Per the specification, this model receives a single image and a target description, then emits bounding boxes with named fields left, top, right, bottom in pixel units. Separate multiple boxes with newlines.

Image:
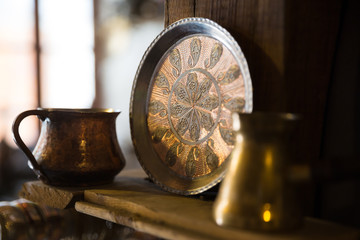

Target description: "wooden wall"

left=164, top=0, right=354, bottom=219
left=165, top=0, right=343, bottom=167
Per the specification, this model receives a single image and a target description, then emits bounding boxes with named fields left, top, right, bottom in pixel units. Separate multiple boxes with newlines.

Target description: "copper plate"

left=130, top=18, right=253, bottom=195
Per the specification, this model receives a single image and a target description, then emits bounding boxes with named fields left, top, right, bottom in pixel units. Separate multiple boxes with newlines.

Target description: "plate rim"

left=130, top=17, right=253, bottom=195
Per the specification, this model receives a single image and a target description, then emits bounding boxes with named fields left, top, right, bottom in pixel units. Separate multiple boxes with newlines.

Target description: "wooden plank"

left=18, top=168, right=150, bottom=209
left=20, top=171, right=359, bottom=239
left=76, top=201, right=211, bottom=240
left=76, top=184, right=360, bottom=240
left=18, top=181, right=84, bottom=209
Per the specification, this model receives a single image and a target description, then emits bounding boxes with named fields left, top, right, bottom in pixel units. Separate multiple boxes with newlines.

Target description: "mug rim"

left=36, top=108, right=120, bottom=114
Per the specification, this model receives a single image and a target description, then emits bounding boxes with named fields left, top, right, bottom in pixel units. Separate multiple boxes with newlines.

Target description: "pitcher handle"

left=12, top=109, right=50, bottom=183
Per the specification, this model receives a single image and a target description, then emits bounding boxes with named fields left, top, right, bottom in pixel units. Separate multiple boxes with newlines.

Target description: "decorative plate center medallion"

left=147, top=36, right=246, bottom=179
left=168, top=68, right=221, bottom=145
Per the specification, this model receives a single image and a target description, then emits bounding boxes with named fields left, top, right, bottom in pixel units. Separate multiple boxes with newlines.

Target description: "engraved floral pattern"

left=155, top=72, right=170, bottom=94
left=205, top=139, right=219, bottom=171
left=205, top=43, right=223, bottom=69
left=188, top=38, right=201, bottom=68
left=169, top=48, right=182, bottom=77
left=217, top=65, right=240, bottom=85
left=149, top=100, right=167, bottom=117
left=147, top=36, right=247, bottom=178
left=170, top=73, right=219, bottom=143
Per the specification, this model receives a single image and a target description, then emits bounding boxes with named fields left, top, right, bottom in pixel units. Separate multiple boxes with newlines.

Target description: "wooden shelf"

left=20, top=169, right=360, bottom=240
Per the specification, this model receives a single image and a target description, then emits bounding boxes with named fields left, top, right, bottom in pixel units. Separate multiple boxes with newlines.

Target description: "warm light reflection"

left=262, top=203, right=272, bottom=222
left=214, top=198, right=229, bottom=225
left=263, top=210, right=271, bottom=222
left=79, top=139, right=88, bottom=168
left=236, top=134, right=243, bottom=143
left=265, top=149, right=273, bottom=168
left=232, top=112, right=241, bottom=131
left=229, top=134, right=243, bottom=172
left=80, top=140, right=86, bottom=151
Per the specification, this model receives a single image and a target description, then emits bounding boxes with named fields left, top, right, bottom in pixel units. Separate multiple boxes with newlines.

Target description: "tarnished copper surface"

left=12, top=109, right=125, bottom=187
left=147, top=36, right=246, bottom=178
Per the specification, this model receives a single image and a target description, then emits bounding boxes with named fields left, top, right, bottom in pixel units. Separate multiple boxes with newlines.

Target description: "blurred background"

left=0, top=0, right=164, bottom=200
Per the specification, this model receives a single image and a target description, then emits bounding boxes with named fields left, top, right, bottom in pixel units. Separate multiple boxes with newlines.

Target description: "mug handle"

left=12, top=109, right=49, bottom=183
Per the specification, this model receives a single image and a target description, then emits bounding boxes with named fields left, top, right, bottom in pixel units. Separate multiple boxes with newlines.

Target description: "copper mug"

left=12, top=108, right=126, bottom=187
left=213, top=112, right=309, bottom=231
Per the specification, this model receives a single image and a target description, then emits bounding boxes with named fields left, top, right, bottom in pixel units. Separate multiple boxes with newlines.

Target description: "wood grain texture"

left=19, top=181, right=84, bottom=209
left=282, top=1, right=343, bottom=165
left=165, top=0, right=194, bottom=27
left=165, top=0, right=343, bottom=167
left=76, top=201, right=211, bottom=240
left=75, top=177, right=360, bottom=240
left=18, top=169, right=149, bottom=209
left=19, top=170, right=359, bottom=239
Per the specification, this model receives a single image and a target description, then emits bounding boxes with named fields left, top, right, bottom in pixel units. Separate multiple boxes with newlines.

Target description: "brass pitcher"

left=12, top=108, right=126, bottom=187
left=213, top=112, right=307, bottom=231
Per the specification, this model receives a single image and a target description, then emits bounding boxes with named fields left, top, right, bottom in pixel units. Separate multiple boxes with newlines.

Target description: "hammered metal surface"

left=13, top=109, right=125, bottom=187
left=147, top=36, right=246, bottom=179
